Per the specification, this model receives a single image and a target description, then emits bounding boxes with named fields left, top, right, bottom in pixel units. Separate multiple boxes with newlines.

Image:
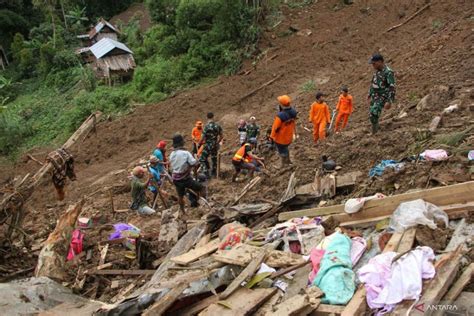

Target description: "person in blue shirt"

left=148, top=156, right=161, bottom=196
left=152, top=140, right=169, bottom=174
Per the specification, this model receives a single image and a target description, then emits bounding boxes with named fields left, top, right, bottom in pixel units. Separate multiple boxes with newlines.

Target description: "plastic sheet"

left=389, top=199, right=448, bottom=232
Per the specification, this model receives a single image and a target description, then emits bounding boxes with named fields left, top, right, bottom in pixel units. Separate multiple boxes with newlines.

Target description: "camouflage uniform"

left=246, top=123, right=260, bottom=141
left=368, top=65, right=396, bottom=131
left=199, top=121, right=223, bottom=177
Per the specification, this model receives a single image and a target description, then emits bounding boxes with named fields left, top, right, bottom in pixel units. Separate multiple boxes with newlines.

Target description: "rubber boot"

left=371, top=122, right=379, bottom=135
left=286, top=155, right=293, bottom=165
left=279, top=156, right=286, bottom=169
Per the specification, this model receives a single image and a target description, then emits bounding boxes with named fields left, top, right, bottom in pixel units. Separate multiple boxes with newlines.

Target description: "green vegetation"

left=0, top=0, right=288, bottom=156
left=300, top=79, right=316, bottom=93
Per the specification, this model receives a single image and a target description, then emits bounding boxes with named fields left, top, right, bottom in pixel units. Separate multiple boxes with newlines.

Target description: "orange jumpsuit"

left=309, top=101, right=330, bottom=142
left=335, top=94, right=353, bottom=131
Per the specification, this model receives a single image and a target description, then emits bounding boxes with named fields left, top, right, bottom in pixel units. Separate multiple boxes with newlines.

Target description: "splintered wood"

left=200, top=288, right=276, bottom=316
left=212, top=243, right=305, bottom=268
left=171, top=238, right=220, bottom=265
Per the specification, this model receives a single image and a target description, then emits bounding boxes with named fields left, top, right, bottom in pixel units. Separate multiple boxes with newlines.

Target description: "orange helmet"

left=277, top=95, right=291, bottom=107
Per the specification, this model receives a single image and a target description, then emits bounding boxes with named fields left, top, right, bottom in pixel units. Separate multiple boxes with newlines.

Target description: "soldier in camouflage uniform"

left=246, top=116, right=260, bottom=148
left=368, top=53, right=396, bottom=134
left=199, top=112, right=223, bottom=178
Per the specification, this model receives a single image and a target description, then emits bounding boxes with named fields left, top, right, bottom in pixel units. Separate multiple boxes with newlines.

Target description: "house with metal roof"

left=89, top=38, right=136, bottom=85
left=77, top=18, right=120, bottom=46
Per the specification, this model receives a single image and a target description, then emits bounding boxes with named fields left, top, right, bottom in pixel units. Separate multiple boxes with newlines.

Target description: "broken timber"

left=232, top=176, right=262, bottom=205
left=219, top=250, right=266, bottom=299
left=171, top=238, right=220, bottom=265
left=279, top=181, right=474, bottom=221
left=0, top=112, right=102, bottom=240
left=201, top=288, right=277, bottom=316
left=234, top=74, right=283, bottom=105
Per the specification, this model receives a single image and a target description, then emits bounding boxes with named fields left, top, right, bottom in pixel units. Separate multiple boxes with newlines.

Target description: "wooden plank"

left=201, top=288, right=276, bottom=316
left=213, top=243, right=305, bottom=268
left=232, top=176, right=262, bottom=205
left=196, top=233, right=211, bottom=247
left=279, top=181, right=474, bottom=221
left=179, top=295, right=219, bottom=316
left=311, top=304, right=344, bottom=315
left=265, top=249, right=306, bottom=268
left=341, top=232, right=403, bottom=316
left=396, top=227, right=417, bottom=253
left=393, top=250, right=463, bottom=315
left=335, top=171, right=362, bottom=188
left=171, top=239, right=220, bottom=265
left=86, top=269, right=156, bottom=276
left=270, top=294, right=311, bottom=316
left=99, top=244, right=108, bottom=265
left=143, top=282, right=188, bottom=316
left=340, top=215, right=391, bottom=228
left=433, top=263, right=474, bottom=316
left=270, top=260, right=311, bottom=279
left=255, top=290, right=283, bottom=316
left=219, top=250, right=266, bottom=299
left=213, top=243, right=259, bottom=266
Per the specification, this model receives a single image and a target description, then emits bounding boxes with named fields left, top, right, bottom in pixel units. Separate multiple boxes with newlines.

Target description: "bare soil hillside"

left=0, top=0, right=473, bottom=291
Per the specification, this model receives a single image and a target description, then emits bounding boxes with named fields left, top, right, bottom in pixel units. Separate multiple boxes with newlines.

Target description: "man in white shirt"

left=169, top=134, right=203, bottom=211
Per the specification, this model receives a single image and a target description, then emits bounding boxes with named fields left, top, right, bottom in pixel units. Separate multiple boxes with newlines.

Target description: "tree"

left=32, top=0, right=58, bottom=47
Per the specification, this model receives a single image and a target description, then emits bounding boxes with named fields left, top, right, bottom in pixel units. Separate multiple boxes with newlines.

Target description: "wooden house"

left=89, top=38, right=136, bottom=85
left=77, top=18, right=120, bottom=47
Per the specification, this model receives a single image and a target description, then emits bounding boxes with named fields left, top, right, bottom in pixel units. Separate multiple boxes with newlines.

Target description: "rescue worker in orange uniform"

left=335, top=86, right=354, bottom=133
left=271, top=95, right=297, bottom=167
left=309, top=92, right=331, bottom=143
left=232, top=143, right=264, bottom=182
left=191, top=121, right=203, bottom=154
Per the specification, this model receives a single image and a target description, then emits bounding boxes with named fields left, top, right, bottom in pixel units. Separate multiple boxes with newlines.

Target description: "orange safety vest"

left=233, top=144, right=251, bottom=163
left=192, top=127, right=202, bottom=143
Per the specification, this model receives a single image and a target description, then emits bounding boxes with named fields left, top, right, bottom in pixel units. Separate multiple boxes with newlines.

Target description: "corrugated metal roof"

left=89, top=19, right=119, bottom=39
left=89, top=38, right=133, bottom=59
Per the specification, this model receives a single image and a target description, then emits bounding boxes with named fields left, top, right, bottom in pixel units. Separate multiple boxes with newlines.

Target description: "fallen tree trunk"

left=0, top=112, right=102, bottom=241
left=35, top=200, right=84, bottom=281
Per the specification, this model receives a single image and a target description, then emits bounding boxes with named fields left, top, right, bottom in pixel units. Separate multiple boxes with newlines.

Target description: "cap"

left=277, top=95, right=291, bottom=107
left=369, top=53, right=384, bottom=64
left=316, top=92, right=325, bottom=99
left=249, top=116, right=256, bottom=121
left=157, top=140, right=167, bottom=149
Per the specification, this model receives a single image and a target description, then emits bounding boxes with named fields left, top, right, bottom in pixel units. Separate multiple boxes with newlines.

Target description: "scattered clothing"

left=358, top=246, right=435, bottom=315
left=420, top=149, right=448, bottom=161
left=335, top=94, right=353, bottom=131
left=266, top=217, right=324, bottom=255
left=350, top=237, right=367, bottom=266
left=109, top=223, right=140, bottom=251
left=309, top=101, right=331, bottom=142
left=389, top=199, right=448, bottom=233
left=469, top=150, right=474, bottom=161
left=369, top=160, right=405, bottom=177
left=46, top=148, right=76, bottom=201
left=67, top=229, right=84, bottom=261
left=218, top=222, right=253, bottom=250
